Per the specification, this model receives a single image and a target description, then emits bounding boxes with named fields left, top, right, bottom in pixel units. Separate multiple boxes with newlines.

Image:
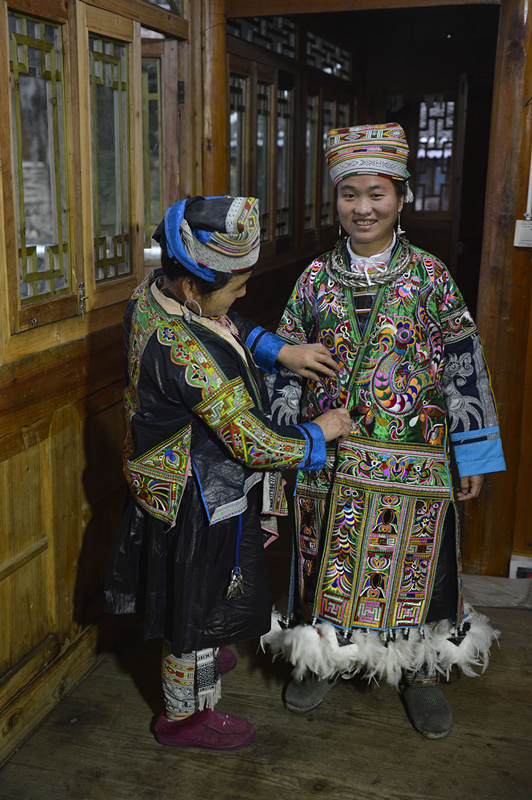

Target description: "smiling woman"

left=337, top=174, right=404, bottom=257
left=266, top=122, right=506, bottom=741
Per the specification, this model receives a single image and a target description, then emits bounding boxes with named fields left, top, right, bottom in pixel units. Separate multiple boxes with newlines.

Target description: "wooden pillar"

left=202, top=0, right=229, bottom=194
left=461, top=0, right=532, bottom=575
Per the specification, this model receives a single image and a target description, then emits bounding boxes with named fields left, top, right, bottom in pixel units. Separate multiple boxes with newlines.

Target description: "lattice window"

left=89, top=35, right=131, bottom=283
left=276, top=86, right=294, bottom=237
left=306, top=32, right=351, bottom=81
left=142, top=57, right=163, bottom=249
left=229, top=74, right=247, bottom=197
left=140, top=0, right=183, bottom=15
left=321, top=99, right=336, bottom=226
left=9, top=12, right=71, bottom=305
left=256, top=82, right=271, bottom=242
left=415, top=98, right=455, bottom=213
left=305, top=94, right=319, bottom=230
left=226, top=16, right=296, bottom=59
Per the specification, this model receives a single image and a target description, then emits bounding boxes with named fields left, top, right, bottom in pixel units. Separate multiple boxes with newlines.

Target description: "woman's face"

left=192, top=272, right=251, bottom=318
left=337, top=174, right=403, bottom=257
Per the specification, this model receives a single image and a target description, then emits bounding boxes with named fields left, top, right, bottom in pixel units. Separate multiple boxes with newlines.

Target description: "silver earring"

left=396, top=212, right=405, bottom=236
left=183, top=298, right=202, bottom=322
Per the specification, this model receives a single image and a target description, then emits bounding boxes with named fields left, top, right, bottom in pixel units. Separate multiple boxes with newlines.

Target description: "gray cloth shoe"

left=284, top=673, right=339, bottom=714
left=400, top=684, right=453, bottom=738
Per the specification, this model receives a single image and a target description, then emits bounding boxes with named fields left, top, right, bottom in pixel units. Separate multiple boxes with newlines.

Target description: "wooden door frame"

left=220, top=0, right=531, bottom=575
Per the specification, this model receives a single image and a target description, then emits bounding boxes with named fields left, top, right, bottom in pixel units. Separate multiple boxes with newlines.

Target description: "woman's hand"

left=313, top=407, right=352, bottom=442
left=456, top=474, right=484, bottom=501
left=277, top=343, right=339, bottom=379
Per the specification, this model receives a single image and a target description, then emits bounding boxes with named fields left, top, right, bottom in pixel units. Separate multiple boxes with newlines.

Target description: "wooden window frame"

left=255, top=64, right=276, bottom=259
left=0, top=0, right=189, bottom=365
left=77, top=4, right=144, bottom=312
left=0, top=1, right=81, bottom=339
left=141, top=36, right=179, bottom=214
left=229, top=55, right=277, bottom=261
left=227, top=24, right=354, bottom=266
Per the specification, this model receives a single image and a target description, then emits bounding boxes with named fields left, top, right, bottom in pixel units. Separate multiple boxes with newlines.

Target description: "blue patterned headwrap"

left=153, top=195, right=260, bottom=283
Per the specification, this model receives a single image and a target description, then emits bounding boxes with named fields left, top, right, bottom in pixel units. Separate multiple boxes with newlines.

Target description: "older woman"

left=104, top=195, right=350, bottom=750
left=265, top=124, right=506, bottom=739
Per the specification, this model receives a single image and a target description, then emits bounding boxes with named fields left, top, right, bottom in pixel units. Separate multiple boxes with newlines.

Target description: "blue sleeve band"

left=244, top=326, right=263, bottom=351
left=295, top=422, right=326, bottom=471
left=245, top=328, right=285, bottom=373
left=450, top=425, right=500, bottom=443
left=452, top=436, right=506, bottom=477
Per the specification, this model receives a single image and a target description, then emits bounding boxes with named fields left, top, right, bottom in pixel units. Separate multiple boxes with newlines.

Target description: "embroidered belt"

left=334, top=433, right=451, bottom=497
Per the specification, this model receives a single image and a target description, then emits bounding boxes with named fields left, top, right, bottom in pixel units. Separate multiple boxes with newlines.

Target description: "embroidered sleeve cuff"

left=295, top=422, right=326, bottom=471
left=451, top=428, right=506, bottom=476
left=245, top=328, right=285, bottom=373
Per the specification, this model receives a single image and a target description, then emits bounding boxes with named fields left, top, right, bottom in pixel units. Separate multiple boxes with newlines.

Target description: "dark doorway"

left=299, top=5, right=500, bottom=316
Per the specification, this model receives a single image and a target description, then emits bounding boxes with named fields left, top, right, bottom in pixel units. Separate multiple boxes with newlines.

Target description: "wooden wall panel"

left=0, top=554, right=52, bottom=674
left=0, top=326, right=128, bottom=764
left=0, top=444, right=53, bottom=674
left=76, top=395, right=126, bottom=624
left=513, top=293, right=532, bottom=554
left=48, top=406, right=84, bottom=642
left=460, top=0, right=532, bottom=574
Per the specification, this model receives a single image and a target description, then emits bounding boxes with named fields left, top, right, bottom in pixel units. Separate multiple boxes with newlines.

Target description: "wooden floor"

left=1, top=606, right=531, bottom=800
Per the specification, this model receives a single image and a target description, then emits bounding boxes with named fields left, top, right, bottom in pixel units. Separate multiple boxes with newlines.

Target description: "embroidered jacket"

left=269, top=239, right=505, bottom=633
left=123, top=271, right=325, bottom=527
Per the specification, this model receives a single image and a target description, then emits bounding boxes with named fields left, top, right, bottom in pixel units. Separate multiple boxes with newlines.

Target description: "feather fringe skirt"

left=261, top=604, right=499, bottom=687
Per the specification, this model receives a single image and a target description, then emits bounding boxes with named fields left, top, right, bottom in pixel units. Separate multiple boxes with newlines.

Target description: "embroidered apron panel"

left=309, top=435, right=451, bottom=630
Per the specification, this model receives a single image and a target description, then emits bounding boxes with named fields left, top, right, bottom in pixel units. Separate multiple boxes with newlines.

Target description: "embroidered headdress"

left=153, top=195, right=260, bottom=282
left=325, top=123, right=413, bottom=200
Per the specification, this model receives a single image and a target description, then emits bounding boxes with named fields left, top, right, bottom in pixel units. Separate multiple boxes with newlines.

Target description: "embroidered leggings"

left=161, top=640, right=222, bottom=720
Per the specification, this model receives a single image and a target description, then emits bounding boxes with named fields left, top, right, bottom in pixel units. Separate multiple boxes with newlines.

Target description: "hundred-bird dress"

left=265, top=237, right=505, bottom=682
left=104, top=271, right=325, bottom=656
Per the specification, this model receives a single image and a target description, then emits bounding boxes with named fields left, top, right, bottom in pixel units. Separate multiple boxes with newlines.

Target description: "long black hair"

left=157, top=228, right=234, bottom=296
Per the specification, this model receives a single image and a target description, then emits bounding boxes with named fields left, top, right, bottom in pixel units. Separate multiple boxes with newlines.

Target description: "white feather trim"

left=262, top=604, right=500, bottom=687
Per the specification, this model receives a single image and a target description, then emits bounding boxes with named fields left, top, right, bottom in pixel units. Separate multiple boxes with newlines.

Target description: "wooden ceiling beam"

left=224, top=0, right=500, bottom=17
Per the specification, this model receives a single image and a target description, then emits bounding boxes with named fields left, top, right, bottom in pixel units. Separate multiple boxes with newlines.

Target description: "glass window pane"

left=142, top=57, right=162, bottom=262
left=89, top=35, right=131, bottom=283
left=321, top=99, right=336, bottom=226
left=276, top=87, right=293, bottom=237
left=229, top=75, right=247, bottom=197
left=9, top=12, right=71, bottom=304
left=304, top=94, right=319, bottom=231
left=256, top=82, right=271, bottom=242
left=415, top=97, right=455, bottom=213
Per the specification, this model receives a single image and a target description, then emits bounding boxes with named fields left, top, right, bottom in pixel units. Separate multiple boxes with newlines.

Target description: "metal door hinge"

left=78, top=282, right=88, bottom=321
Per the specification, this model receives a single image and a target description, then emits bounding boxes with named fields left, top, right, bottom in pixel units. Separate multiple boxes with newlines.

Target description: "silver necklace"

left=325, top=236, right=413, bottom=289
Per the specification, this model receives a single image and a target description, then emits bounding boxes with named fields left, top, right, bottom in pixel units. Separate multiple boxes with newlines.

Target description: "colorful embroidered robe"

left=123, top=272, right=325, bottom=527
left=270, top=239, right=505, bottom=635
left=105, top=271, right=326, bottom=655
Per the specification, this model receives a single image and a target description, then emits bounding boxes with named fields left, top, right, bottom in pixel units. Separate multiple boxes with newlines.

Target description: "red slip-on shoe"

left=220, top=647, right=238, bottom=675
left=154, top=709, right=255, bottom=750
